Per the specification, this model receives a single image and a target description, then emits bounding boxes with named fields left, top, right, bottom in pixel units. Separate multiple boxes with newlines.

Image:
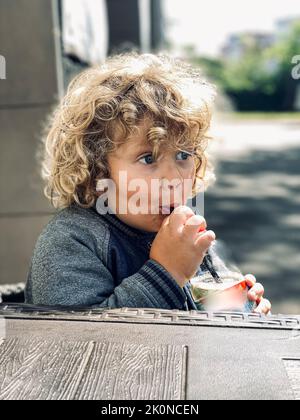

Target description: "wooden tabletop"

left=0, top=305, right=299, bottom=400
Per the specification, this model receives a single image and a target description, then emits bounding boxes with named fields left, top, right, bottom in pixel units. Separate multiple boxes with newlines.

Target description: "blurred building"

left=61, top=0, right=165, bottom=87
left=275, top=16, right=300, bottom=38
left=0, top=0, right=166, bottom=286
left=221, top=32, right=275, bottom=61
left=222, top=16, right=300, bottom=62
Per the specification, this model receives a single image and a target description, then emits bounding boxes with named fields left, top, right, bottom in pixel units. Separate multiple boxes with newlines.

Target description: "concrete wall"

left=0, top=0, right=62, bottom=285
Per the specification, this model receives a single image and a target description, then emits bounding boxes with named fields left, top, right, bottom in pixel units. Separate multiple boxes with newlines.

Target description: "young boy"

left=25, top=53, right=271, bottom=314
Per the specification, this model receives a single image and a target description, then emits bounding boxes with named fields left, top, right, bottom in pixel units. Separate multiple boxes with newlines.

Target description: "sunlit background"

left=0, top=0, right=299, bottom=313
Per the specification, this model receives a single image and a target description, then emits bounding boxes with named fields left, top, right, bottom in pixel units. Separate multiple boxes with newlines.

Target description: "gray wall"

left=0, top=0, right=62, bottom=285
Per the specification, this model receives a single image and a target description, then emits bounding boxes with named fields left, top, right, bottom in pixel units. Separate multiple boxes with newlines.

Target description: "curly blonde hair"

left=41, top=52, right=217, bottom=209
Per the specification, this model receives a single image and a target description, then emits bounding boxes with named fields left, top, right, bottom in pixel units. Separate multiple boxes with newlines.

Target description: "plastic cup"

left=190, top=271, right=257, bottom=312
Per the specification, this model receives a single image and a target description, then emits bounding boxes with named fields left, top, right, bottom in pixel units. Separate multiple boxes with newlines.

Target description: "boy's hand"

left=150, top=206, right=216, bottom=288
left=245, top=274, right=272, bottom=315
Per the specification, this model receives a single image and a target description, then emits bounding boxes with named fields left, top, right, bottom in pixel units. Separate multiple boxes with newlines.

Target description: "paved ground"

left=205, top=118, right=300, bottom=314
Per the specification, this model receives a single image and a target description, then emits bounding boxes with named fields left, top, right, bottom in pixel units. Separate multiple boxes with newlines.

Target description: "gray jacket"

left=25, top=204, right=204, bottom=310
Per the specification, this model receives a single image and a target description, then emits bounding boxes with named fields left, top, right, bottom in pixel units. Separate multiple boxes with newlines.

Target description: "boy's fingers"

left=248, top=283, right=265, bottom=302
left=245, top=274, right=256, bottom=288
left=195, top=230, right=216, bottom=250
left=254, top=298, right=272, bottom=315
left=169, top=206, right=195, bottom=231
left=184, top=215, right=207, bottom=239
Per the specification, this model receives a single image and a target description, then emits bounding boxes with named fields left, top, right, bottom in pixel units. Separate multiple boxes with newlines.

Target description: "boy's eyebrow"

left=129, top=145, right=154, bottom=157
left=130, top=145, right=196, bottom=157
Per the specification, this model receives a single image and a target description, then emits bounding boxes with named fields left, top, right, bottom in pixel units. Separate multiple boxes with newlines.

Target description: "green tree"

left=186, top=22, right=300, bottom=111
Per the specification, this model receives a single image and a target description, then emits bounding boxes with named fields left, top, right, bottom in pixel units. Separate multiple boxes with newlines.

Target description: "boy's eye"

left=139, top=154, right=155, bottom=165
left=138, top=151, right=193, bottom=165
left=176, top=151, right=193, bottom=161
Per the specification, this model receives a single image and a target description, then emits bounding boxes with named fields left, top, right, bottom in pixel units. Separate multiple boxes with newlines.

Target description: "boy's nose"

left=159, top=178, right=184, bottom=207
left=159, top=177, right=182, bottom=189
left=159, top=159, right=184, bottom=185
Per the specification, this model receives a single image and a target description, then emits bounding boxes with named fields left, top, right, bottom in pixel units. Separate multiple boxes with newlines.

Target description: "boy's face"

left=106, top=119, right=196, bottom=233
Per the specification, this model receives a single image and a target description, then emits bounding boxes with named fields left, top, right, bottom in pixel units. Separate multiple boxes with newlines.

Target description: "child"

left=25, top=53, right=271, bottom=314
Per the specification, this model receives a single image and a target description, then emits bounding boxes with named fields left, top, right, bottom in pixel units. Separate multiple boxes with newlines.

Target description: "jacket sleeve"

left=25, top=225, right=188, bottom=310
